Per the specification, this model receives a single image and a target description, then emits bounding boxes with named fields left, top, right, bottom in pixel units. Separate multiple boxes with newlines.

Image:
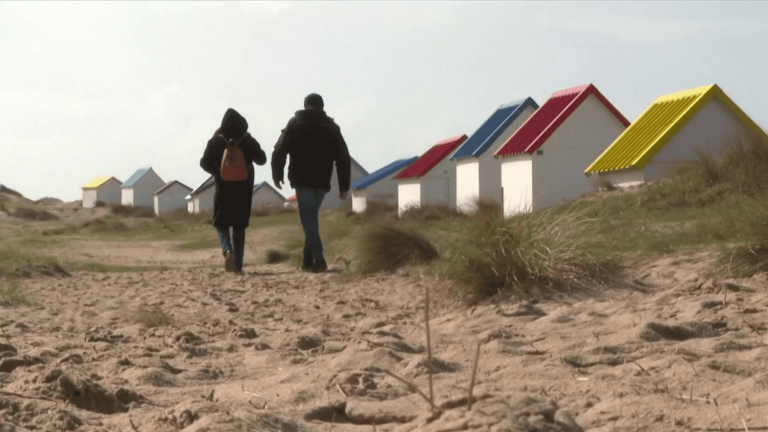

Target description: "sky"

left=1, top=1, right=767, bottom=202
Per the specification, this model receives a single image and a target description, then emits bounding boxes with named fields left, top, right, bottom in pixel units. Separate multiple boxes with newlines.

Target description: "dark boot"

left=224, top=250, right=235, bottom=272
left=301, top=245, right=313, bottom=271
left=312, top=257, right=328, bottom=273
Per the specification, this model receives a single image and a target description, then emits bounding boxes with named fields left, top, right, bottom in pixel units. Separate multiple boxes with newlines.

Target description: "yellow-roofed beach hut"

left=81, top=176, right=122, bottom=208
left=586, top=84, right=767, bottom=188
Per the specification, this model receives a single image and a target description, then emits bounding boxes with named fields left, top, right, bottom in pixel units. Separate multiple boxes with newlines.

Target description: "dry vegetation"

left=109, top=204, right=155, bottom=218
left=8, top=206, right=60, bottom=221
left=130, top=306, right=174, bottom=328
left=251, top=205, right=296, bottom=218
left=0, top=281, right=31, bottom=306
left=399, top=204, right=465, bottom=221
left=355, top=225, right=438, bottom=273
left=264, top=249, right=290, bottom=264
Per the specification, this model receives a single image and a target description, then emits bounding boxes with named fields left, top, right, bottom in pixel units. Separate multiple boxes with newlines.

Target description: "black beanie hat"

left=304, top=93, right=324, bottom=109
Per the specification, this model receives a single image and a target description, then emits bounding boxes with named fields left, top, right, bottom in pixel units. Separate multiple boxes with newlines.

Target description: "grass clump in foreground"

left=131, top=306, right=174, bottom=328
left=445, top=208, right=613, bottom=302
left=0, top=243, right=67, bottom=278
left=356, top=225, right=438, bottom=273
left=721, top=196, right=768, bottom=276
left=265, top=249, right=290, bottom=264
left=0, top=281, right=32, bottom=306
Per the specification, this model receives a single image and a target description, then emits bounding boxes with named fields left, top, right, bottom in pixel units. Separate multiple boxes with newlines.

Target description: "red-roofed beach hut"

left=395, top=134, right=467, bottom=215
left=494, top=84, right=629, bottom=216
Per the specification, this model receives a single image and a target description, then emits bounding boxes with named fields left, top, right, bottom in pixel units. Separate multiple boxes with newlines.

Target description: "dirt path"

left=2, top=241, right=768, bottom=431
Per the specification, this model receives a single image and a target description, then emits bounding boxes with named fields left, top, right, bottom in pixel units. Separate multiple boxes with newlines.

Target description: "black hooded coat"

left=200, top=109, right=267, bottom=228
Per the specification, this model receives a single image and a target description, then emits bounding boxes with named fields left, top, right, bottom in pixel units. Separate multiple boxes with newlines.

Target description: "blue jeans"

left=295, top=187, right=327, bottom=267
left=216, top=226, right=246, bottom=271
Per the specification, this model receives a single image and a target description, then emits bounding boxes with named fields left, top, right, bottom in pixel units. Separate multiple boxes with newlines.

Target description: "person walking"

left=200, top=108, right=267, bottom=274
left=271, top=93, right=351, bottom=273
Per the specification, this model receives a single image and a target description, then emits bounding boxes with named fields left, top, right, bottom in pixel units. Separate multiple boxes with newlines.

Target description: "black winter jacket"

left=200, top=108, right=267, bottom=228
left=271, top=109, right=351, bottom=192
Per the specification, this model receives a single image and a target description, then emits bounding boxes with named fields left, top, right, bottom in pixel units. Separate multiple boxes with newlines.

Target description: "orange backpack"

left=219, top=133, right=248, bottom=182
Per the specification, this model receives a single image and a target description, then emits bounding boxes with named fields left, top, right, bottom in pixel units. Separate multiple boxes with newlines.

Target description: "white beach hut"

left=186, top=176, right=215, bottom=214
left=350, top=157, right=418, bottom=213
left=451, top=97, right=539, bottom=212
left=586, top=84, right=768, bottom=187
left=121, top=167, right=165, bottom=209
left=395, top=134, right=467, bottom=216
left=252, top=181, right=286, bottom=210
left=495, top=84, right=629, bottom=217
left=81, top=176, right=122, bottom=208
left=154, top=180, right=192, bottom=216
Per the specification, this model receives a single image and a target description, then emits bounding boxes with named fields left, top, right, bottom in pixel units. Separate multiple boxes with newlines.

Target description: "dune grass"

left=355, top=225, right=438, bottom=273
left=556, top=136, right=768, bottom=258
left=265, top=249, right=291, bottom=264
left=442, top=207, right=614, bottom=301
left=0, top=281, right=32, bottom=306
left=131, top=306, right=174, bottom=328
left=0, top=242, right=64, bottom=278
left=9, top=206, right=60, bottom=221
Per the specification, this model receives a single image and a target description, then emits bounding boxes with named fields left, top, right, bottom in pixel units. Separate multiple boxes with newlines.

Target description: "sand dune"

left=2, top=236, right=768, bottom=431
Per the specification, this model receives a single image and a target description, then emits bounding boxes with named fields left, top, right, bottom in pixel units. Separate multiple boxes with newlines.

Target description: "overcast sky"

left=1, top=1, right=766, bottom=202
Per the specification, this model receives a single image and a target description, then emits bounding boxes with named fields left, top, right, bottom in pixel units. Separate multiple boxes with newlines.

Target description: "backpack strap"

left=234, top=132, right=249, bottom=146
left=218, top=132, right=249, bottom=147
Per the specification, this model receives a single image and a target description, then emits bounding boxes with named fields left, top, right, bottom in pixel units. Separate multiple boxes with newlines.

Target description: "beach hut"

left=350, top=157, right=418, bottom=213
left=186, top=176, right=215, bottom=214
left=81, top=176, right=122, bottom=208
left=321, top=157, right=368, bottom=210
left=252, top=182, right=286, bottom=210
left=121, top=167, right=165, bottom=209
left=495, top=84, right=629, bottom=217
left=153, top=180, right=192, bottom=216
left=586, top=84, right=768, bottom=187
left=395, top=134, right=468, bottom=215
left=451, top=97, right=539, bottom=212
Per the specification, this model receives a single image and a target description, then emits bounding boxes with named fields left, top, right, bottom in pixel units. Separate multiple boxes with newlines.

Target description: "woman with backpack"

left=200, top=108, right=267, bottom=274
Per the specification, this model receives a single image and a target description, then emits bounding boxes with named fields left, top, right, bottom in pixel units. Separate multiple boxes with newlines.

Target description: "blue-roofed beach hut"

left=351, top=157, right=418, bottom=213
left=451, top=97, right=538, bottom=212
left=121, top=167, right=165, bottom=209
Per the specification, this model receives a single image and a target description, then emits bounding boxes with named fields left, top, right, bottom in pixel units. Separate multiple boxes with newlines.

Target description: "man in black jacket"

left=272, top=93, right=351, bottom=272
left=201, top=108, right=267, bottom=274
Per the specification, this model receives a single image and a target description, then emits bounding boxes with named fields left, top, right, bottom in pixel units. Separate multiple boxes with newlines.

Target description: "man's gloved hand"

left=273, top=179, right=283, bottom=190
left=339, top=191, right=348, bottom=199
